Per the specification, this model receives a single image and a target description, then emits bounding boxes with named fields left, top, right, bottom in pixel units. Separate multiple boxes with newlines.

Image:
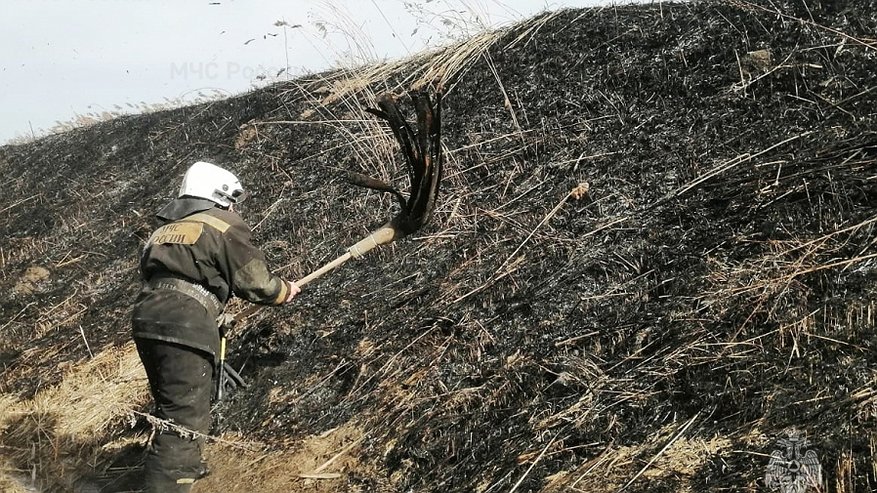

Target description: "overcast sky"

left=1, top=0, right=615, bottom=144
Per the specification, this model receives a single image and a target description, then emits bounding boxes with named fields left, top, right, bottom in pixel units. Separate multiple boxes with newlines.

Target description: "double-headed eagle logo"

left=764, top=429, right=822, bottom=493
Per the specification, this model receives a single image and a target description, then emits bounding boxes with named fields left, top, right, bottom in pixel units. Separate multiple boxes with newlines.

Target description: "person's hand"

left=216, top=313, right=237, bottom=333
left=284, top=280, right=301, bottom=303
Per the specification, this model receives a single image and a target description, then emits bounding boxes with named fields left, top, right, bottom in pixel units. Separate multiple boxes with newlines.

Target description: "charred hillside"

left=1, top=1, right=877, bottom=492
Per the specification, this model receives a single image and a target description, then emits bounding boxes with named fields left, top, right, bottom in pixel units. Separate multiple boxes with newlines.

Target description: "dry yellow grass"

left=0, top=343, right=149, bottom=490
left=195, top=424, right=371, bottom=493
left=542, top=430, right=733, bottom=492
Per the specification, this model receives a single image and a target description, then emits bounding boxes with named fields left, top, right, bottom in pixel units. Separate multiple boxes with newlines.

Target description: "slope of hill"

left=1, top=1, right=876, bottom=491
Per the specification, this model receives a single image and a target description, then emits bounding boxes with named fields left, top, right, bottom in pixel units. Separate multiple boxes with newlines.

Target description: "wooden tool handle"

left=347, top=223, right=397, bottom=258
left=231, top=223, right=399, bottom=323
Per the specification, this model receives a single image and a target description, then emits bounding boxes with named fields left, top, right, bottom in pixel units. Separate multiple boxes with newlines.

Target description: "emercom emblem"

left=764, top=429, right=822, bottom=493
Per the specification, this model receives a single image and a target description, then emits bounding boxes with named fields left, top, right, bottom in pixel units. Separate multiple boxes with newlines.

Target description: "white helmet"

left=178, top=161, right=248, bottom=208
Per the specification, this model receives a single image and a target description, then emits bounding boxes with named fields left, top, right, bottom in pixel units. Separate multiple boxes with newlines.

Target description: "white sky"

left=1, top=0, right=613, bottom=144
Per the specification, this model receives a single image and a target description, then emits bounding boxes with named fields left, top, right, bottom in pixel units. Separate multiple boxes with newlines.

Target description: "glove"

left=215, top=313, right=237, bottom=337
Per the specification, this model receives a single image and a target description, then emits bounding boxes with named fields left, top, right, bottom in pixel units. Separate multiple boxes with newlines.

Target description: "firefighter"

left=131, top=161, right=300, bottom=492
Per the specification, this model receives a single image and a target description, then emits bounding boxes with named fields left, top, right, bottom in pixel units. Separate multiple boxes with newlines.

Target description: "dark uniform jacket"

left=132, top=197, right=289, bottom=360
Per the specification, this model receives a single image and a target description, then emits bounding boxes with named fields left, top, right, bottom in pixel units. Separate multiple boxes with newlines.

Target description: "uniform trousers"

left=135, top=338, right=213, bottom=493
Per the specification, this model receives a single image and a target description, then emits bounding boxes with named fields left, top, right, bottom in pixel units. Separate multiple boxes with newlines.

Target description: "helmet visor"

left=215, top=187, right=250, bottom=205
left=231, top=189, right=250, bottom=204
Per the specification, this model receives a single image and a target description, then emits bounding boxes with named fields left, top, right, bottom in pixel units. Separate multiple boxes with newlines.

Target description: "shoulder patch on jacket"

left=185, top=212, right=232, bottom=233
left=148, top=222, right=204, bottom=246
